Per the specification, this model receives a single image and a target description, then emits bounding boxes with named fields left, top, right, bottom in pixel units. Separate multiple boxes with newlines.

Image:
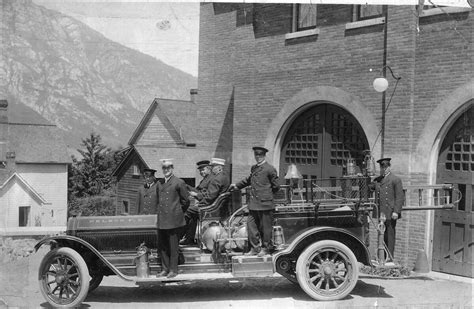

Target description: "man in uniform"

left=372, top=157, right=404, bottom=262
left=136, top=168, right=158, bottom=214
left=156, top=159, right=190, bottom=278
left=182, top=158, right=230, bottom=245
left=180, top=160, right=213, bottom=245
left=230, top=147, right=280, bottom=257
left=191, top=158, right=230, bottom=206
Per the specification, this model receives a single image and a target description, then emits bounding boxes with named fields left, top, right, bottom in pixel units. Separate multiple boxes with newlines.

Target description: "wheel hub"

left=55, top=270, right=67, bottom=285
left=321, top=261, right=335, bottom=277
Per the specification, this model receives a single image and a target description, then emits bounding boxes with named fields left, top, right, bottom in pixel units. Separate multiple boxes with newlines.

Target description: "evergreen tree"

left=69, top=133, right=116, bottom=198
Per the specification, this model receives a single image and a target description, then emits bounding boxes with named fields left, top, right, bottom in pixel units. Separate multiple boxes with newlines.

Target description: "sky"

left=32, top=0, right=471, bottom=78
left=34, top=0, right=200, bottom=77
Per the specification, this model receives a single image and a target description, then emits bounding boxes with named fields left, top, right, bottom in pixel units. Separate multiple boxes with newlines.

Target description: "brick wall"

left=197, top=3, right=473, bottom=268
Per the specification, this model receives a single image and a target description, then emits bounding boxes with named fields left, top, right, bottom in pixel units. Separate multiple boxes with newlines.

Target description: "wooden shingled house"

left=0, top=100, right=70, bottom=235
left=113, top=93, right=207, bottom=215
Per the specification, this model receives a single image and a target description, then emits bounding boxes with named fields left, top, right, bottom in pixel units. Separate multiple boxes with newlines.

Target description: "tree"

left=69, top=133, right=119, bottom=199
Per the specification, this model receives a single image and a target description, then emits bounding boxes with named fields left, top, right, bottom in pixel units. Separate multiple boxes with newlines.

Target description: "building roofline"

left=0, top=172, right=48, bottom=204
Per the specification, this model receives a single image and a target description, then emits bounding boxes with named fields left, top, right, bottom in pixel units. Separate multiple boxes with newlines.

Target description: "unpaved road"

left=0, top=246, right=472, bottom=309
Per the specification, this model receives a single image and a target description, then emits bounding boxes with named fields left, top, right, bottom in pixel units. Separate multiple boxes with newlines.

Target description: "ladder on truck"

left=402, top=184, right=460, bottom=211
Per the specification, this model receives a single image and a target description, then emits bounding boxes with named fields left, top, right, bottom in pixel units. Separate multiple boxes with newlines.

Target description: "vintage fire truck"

left=34, top=176, right=456, bottom=308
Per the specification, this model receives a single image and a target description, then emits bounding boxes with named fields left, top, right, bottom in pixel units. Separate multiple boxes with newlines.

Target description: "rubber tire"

left=296, top=240, right=359, bottom=301
left=38, top=247, right=90, bottom=308
left=88, top=274, right=104, bottom=293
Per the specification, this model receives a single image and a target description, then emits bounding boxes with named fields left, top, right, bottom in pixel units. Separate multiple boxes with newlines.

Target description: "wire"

left=370, top=75, right=401, bottom=154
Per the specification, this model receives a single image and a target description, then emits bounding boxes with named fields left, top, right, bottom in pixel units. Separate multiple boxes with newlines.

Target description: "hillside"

left=0, top=0, right=197, bottom=150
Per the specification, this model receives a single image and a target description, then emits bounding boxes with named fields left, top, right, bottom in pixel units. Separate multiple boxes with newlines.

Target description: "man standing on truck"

left=156, top=159, right=190, bottom=278
left=180, top=160, right=213, bottom=245
left=230, top=147, right=280, bottom=257
left=136, top=168, right=159, bottom=215
left=372, top=157, right=404, bottom=262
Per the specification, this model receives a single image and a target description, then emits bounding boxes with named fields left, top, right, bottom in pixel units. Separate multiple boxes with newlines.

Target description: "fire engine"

left=35, top=175, right=457, bottom=308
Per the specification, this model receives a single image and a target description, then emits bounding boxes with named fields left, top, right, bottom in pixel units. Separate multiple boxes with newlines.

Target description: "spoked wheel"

left=38, top=247, right=90, bottom=308
left=88, top=274, right=103, bottom=293
left=296, top=240, right=359, bottom=301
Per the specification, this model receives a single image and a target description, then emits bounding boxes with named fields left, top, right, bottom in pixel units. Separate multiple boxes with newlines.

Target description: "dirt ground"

left=0, top=238, right=472, bottom=309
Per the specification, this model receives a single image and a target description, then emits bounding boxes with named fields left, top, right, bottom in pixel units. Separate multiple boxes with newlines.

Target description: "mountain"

left=0, top=0, right=197, bottom=151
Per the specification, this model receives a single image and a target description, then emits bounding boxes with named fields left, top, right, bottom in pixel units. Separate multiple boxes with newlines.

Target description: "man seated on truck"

left=181, top=158, right=230, bottom=245
left=180, top=160, right=213, bottom=245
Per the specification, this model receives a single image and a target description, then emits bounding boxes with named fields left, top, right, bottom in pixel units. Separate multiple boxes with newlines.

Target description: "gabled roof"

left=0, top=172, right=48, bottom=204
left=3, top=100, right=71, bottom=164
left=111, top=146, right=140, bottom=177
left=112, top=145, right=206, bottom=179
left=7, top=100, right=52, bottom=125
left=8, top=124, right=71, bottom=164
left=135, top=145, right=205, bottom=178
left=128, top=98, right=198, bottom=146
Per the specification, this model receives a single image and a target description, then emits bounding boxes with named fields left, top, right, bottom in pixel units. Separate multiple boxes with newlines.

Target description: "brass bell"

left=284, top=164, right=302, bottom=179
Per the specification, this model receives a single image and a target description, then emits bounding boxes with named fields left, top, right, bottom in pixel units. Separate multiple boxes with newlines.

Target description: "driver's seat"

left=199, top=192, right=232, bottom=220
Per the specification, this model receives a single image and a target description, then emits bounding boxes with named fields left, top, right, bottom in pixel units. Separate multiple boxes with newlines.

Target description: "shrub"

left=68, top=195, right=116, bottom=217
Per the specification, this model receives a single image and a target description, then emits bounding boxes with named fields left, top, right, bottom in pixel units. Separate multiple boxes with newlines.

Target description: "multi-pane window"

left=284, top=113, right=321, bottom=165
left=354, top=5, right=383, bottom=21
left=443, top=106, right=473, bottom=172
left=329, top=112, right=367, bottom=167
left=296, top=4, right=317, bottom=31
left=445, top=129, right=473, bottom=172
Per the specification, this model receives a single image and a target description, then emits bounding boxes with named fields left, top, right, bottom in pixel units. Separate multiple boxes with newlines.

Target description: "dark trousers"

left=247, top=209, right=274, bottom=250
left=182, top=204, right=200, bottom=240
left=157, top=227, right=180, bottom=273
left=384, top=219, right=397, bottom=259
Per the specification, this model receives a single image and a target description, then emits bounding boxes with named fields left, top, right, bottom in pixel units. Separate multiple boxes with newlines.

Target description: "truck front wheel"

left=38, top=247, right=90, bottom=308
left=296, top=240, right=359, bottom=301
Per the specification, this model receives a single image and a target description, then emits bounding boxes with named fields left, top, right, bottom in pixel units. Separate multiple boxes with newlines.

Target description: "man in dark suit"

left=191, top=158, right=230, bottom=206
left=156, top=159, right=190, bottom=278
left=182, top=158, right=230, bottom=245
left=180, top=160, right=213, bottom=245
left=136, top=168, right=158, bottom=215
left=372, top=157, right=404, bottom=262
left=230, top=147, right=280, bottom=257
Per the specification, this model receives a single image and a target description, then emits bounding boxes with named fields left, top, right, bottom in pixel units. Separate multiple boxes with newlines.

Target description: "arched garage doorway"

left=279, top=103, right=369, bottom=180
left=433, top=103, right=473, bottom=278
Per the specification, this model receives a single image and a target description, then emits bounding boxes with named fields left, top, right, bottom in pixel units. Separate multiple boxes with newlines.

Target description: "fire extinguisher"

left=135, top=242, right=150, bottom=278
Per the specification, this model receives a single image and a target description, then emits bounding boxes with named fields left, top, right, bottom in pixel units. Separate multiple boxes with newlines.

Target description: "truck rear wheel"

left=296, top=240, right=359, bottom=301
left=89, top=274, right=103, bottom=292
left=38, top=247, right=90, bottom=308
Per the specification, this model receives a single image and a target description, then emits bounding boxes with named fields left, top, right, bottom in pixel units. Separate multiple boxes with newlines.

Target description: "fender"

left=273, top=226, right=372, bottom=267
left=35, top=235, right=135, bottom=281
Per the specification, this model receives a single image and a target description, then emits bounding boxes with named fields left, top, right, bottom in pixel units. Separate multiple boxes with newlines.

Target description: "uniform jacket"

left=190, top=173, right=214, bottom=200
left=156, top=175, right=190, bottom=229
left=374, top=172, right=404, bottom=219
left=198, top=171, right=230, bottom=205
left=236, top=161, right=280, bottom=211
left=197, top=174, right=213, bottom=192
left=136, top=181, right=159, bottom=214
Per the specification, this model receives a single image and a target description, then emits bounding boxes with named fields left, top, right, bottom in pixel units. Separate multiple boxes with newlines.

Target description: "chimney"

left=0, top=100, right=8, bottom=169
left=190, top=89, right=198, bottom=103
